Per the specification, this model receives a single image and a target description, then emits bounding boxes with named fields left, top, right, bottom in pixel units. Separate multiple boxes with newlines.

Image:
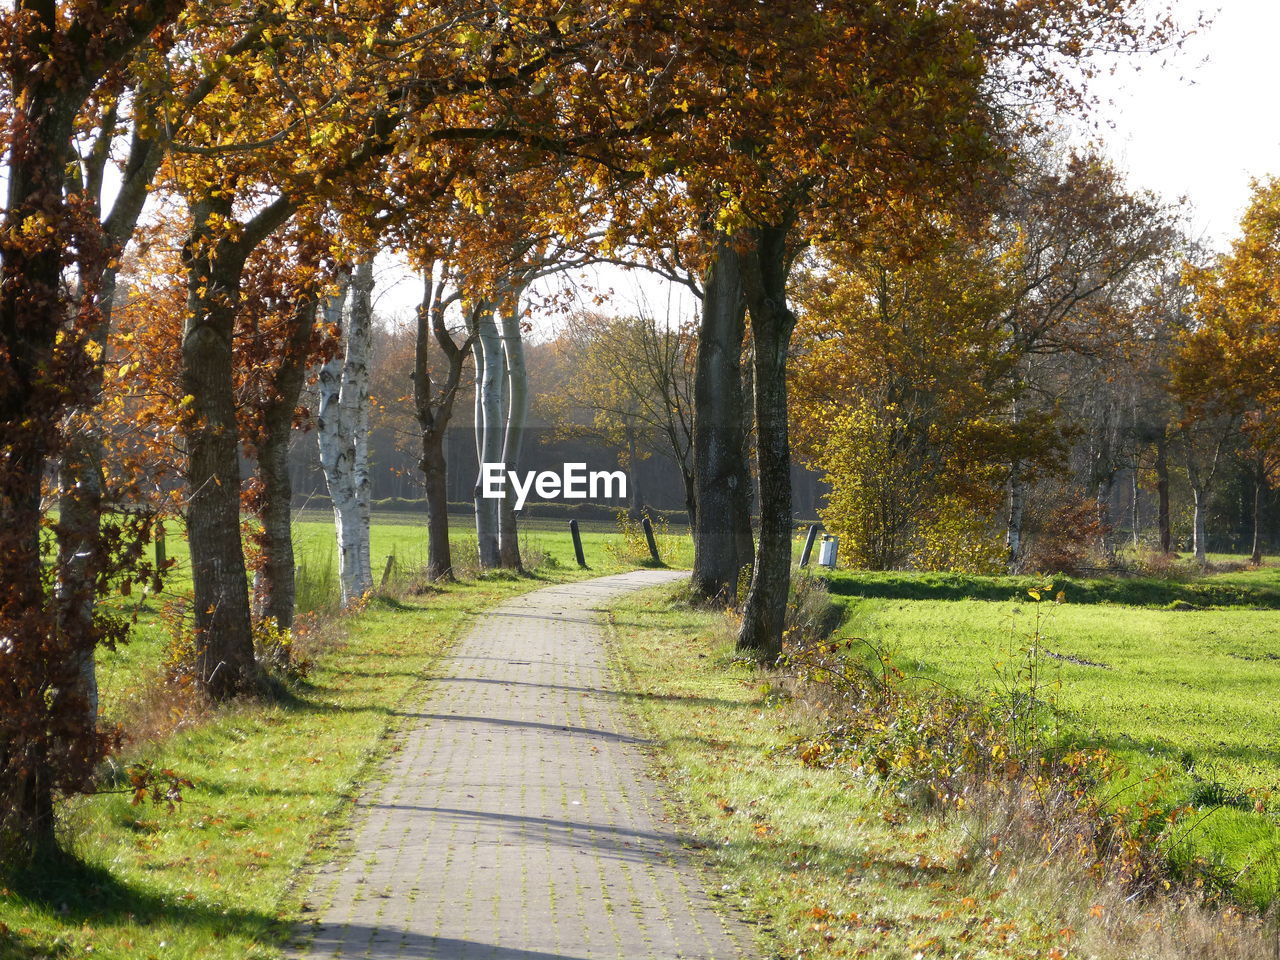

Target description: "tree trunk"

left=413, top=268, right=471, bottom=582
left=691, top=233, right=750, bottom=603
left=734, top=342, right=756, bottom=583
left=421, top=433, right=453, bottom=580
left=55, top=292, right=114, bottom=723
left=497, top=295, right=527, bottom=570
left=1251, top=455, right=1266, bottom=566
left=1130, top=466, right=1141, bottom=549
left=1155, top=436, right=1172, bottom=554
left=737, top=223, right=796, bottom=662
left=1191, top=485, right=1208, bottom=564
left=253, top=298, right=316, bottom=629
left=473, top=303, right=503, bottom=567
left=181, top=197, right=258, bottom=701
left=1096, top=473, right=1115, bottom=562
left=317, top=261, right=374, bottom=605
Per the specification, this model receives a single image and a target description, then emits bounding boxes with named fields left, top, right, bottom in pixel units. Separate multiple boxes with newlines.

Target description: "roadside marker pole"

left=641, top=514, right=661, bottom=564
left=569, top=519, right=588, bottom=568
left=799, top=523, right=820, bottom=567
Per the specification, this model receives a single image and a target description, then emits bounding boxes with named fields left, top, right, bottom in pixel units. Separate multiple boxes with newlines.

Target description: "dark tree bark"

left=253, top=298, right=318, bottom=630
left=414, top=268, right=473, bottom=582
left=1155, top=435, right=1172, bottom=554
left=737, top=222, right=797, bottom=662
left=181, top=193, right=294, bottom=701
left=625, top=421, right=644, bottom=519
left=690, top=233, right=751, bottom=603
left=0, top=0, right=182, bottom=852
left=1251, top=454, right=1266, bottom=566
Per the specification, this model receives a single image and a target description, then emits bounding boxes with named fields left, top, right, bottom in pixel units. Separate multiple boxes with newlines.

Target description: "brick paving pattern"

left=289, top=570, right=753, bottom=960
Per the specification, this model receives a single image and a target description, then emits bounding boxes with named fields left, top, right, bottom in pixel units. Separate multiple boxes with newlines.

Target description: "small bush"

left=1022, top=495, right=1111, bottom=575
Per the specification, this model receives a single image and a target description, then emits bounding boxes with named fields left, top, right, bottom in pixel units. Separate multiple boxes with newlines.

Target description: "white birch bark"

left=316, top=260, right=375, bottom=605
left=472, top=300, right=503, bottom=567
left=497, top=293, right=529, bottom=566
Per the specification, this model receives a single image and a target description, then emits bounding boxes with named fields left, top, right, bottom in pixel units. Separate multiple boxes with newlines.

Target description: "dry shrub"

left=1128, top=545, right=1192, bottom=580
left=1023, top=496, right=1111, bottom=574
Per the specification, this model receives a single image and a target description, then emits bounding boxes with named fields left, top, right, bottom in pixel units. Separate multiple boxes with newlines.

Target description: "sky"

left=1085, top=0, right=1280, bottom=246
left=378, top=0, right=1280, bottom=324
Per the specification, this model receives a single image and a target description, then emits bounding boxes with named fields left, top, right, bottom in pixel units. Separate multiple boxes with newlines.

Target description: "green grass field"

left=820, top=559, right=1280, bottom=908
left=606, top=585, right=1275, bottom=960
left=0, top=512, right=690, bottom=960
left=96, top=510, right=691, bottom=723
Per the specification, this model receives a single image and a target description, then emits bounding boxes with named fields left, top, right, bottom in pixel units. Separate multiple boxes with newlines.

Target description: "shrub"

left=1022, top=495, right=1111, bottom=574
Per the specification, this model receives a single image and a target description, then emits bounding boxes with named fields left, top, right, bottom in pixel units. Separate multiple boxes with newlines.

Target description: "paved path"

left=289, top=570, right=753, bottom=960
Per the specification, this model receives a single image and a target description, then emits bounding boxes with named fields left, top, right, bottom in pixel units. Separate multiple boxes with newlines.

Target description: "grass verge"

left=607, top=584, right=1279, bottom=960
left=0, top=561, right=629, bottom=960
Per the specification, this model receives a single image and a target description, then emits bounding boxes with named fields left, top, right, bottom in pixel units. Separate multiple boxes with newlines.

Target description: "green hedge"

left=294, top=495, right=689, bottom=525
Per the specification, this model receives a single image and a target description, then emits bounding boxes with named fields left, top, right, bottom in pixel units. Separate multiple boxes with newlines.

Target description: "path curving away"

left=289, top=569, right=753, bottom=960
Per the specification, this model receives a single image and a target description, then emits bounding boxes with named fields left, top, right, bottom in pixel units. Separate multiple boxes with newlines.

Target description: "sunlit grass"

left=0, top=515, right=692, bottom=959
left=820, top=560, right=1280, bottom=908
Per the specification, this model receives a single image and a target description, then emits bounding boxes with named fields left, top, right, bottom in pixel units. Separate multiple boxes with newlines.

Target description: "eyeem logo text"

left=480, top=463, right=627, bottom=511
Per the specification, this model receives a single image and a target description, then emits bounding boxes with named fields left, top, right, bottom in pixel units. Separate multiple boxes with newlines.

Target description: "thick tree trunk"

left=253, top=298, right=316, bottom=630
left=737, top=224, right=796, bottom=662
left=1155, top=436, right=1172, bottom=554
left=0, top=0, right=174, bottom=852
left=690, top=234, right=750, bottom=603
left=317, top=262, right=374, bottom=605
left=497, top=296, right=527, bottom=570
left=473, top=303, right=503, bottom=568
left=181, top=198, right=258, bottom=701
left=0, top=87, right=81, bottom=853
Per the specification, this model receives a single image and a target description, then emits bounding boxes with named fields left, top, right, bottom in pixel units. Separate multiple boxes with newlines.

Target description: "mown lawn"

left=0, top=514, right=689, bottom=960
left=820, top=560, right=1280, bottom=908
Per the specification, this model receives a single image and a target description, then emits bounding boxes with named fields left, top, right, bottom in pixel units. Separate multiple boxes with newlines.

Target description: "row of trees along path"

left=0, top=0, right=1178, bottom=872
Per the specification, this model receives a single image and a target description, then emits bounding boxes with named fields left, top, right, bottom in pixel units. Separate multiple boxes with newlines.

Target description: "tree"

left=657, top=0, right=1177, bottom=658
left=544, top=312, right=697, bottom=523
left=790, top=230, right=1039, bottom=571
left=0, top=0, right=185, bottom=853
left=1178, top=178, right=1280, bottom=562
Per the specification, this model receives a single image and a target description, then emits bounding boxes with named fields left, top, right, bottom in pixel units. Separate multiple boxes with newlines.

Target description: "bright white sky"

left=1085, top=0, right=1280, bottom=246
left=379, top=0, right=1279, bottom=324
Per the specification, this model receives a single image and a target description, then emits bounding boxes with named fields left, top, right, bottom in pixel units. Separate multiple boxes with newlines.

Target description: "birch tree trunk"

left=1004, top=397, right=1027, bottom=570
left=497, top=294, right=528, bottom=569
left=317, top=261, right=375, bottom=606
left=1130, top=468, right=1141, bottom=549
left=1191, top=485, right=1208, bottom=564
left=472, top=302, right=503, bottom=568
